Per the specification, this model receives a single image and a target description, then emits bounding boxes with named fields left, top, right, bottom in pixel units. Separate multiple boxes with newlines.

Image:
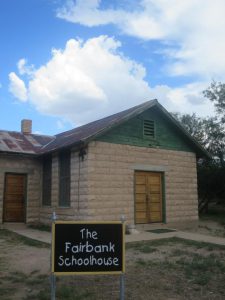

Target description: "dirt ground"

left=184, top=221, right=224, bottom=238
left=0, top=218, right=225, bottom=300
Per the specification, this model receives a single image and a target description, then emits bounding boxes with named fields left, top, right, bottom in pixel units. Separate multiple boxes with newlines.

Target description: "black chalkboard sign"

left=52, top=221, right=125, bottom=275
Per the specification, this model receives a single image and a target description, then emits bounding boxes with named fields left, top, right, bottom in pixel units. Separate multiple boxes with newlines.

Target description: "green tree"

left=174, top=113, right=225, bottom=166
left=173, top=113, right=205, bottom=145
left=203, top=81, right=225, bottom=165
left=203, top=81, right=225, bottom=122
left=174, top=102, right=225, bottom=211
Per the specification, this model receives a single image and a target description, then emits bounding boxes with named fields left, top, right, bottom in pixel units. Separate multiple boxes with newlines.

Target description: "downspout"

left=77, top=147, right=87, bottom=211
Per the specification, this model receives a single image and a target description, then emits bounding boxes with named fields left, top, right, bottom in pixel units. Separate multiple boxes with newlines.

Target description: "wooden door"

left=3, top=174, right=26, bottom=222
left=135, top=171, right=163, bottom=224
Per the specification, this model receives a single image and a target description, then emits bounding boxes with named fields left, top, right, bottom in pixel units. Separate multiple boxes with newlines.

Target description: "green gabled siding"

left=96, top=107, right=194, bottom=152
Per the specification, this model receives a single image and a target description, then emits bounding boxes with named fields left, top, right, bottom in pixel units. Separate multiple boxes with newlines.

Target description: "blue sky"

left=1, top=0, right=224, bottom=135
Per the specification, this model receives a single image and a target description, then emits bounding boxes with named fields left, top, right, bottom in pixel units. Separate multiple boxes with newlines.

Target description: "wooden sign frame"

left=51, top=221, right=125, bottom=276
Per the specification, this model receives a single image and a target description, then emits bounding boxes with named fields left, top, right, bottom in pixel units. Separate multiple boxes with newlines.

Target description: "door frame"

left=3, top=172, right=27, bottom=223
left=134, top=170, right=166, bottom=224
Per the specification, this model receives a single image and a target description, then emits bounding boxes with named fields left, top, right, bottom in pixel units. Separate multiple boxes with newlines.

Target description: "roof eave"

left=37, top=140, right=85, bottom=156
left=83, top=99, right=210, bottom=159
left=35, top=98, right=210, bottom=159
left=155, top=102, right=211, bottom=159
left=0, top=150, right=38, bottom=157
left=82, top=99, right=159, bottom=144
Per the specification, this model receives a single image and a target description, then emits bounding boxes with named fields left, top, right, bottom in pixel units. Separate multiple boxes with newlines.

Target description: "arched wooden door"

left=135, top=171, right=163, bottom=224
left=3, top=173, right=27, bottom=222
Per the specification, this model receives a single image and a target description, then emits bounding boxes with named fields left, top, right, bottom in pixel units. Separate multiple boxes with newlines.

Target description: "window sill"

left=58, top=206, right=71, bottom=209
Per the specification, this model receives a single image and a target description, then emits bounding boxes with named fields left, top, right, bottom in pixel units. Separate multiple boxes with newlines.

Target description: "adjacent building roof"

left=0, top=99, right=209, bottom=157
left=0, top=130, right=53, bottom=155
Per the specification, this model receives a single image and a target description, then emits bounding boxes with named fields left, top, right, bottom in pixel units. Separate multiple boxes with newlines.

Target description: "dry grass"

left=1, top=229, right=225, bottom=300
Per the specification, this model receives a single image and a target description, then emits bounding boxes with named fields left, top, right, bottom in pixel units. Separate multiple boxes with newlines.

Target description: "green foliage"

left=135, top=244, right=157, bottom=254
left=127, top=237, right=225, bottom=251
left=174, top=113, right=225, bottom=165
left=196, top=81, right=225, bottom=206
left=57, top=286, right=94, bottom=300
left=0, top=229, right=50, bottom=248
left=197, top=162, right=225, bottom=204
left=173, top=113, right=206, bottom=145
left=174, top=92, right=225, bottom=205
left=200, top=209, right=225, bottom=226
left=202, top=118, right=225, bottom=165
left=28, top=223, right=51, bottom=232
left=203, top=80, right=225, bottom=122
left=176, top=253, right=225, bottom=286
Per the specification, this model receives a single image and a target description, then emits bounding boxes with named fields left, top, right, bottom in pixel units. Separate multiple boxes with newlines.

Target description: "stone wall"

left=0, top=154, right=41, bottom=224
left=39, top=148, right=90, bottom=223
left=87, top=141, right=198, bottom=226
left=0, top=142, right=199, bottom=226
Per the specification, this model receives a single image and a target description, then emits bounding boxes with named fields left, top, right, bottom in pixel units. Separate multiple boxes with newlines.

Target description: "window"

left=143, top=120, right=155, bottom=138
left=59, top=150, right=71, bottom=207
left=42, top=155, right=52, bottom=206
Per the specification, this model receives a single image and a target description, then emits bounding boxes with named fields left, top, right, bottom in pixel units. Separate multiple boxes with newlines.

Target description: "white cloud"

left=57, top=0, right=225, bottom=80
left=9, top=36, right=213, bottom=125
left=57, top=0, right=128, bottom=27
left=17, top=58, right=34, bottom=76
left=28, top=38, right=107, bottom=117
left=142, top=82, right=214, bottom=118
left=8, top=72, right=28, bottom=101
left=165, top=82, right=215, bottom=116
left=56, top=120, right=66, bottom=130
left=9, top=36, right=153, bottom=124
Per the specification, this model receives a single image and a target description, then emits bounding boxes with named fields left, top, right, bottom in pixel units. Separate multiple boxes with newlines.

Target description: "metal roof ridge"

left=82, top=99, right=158, bottom=142
left=40, top=135, right=57, bottom=150
left=37, top=99, right=158, bottom=154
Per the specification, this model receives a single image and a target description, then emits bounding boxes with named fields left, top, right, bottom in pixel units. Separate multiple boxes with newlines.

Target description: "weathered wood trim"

left=0, top=168, right=34, bottom=174
left=132, top=164, right=167, bottom=172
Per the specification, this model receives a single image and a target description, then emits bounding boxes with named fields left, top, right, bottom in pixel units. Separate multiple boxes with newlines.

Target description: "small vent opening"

left=143, top=120, right=155, bottom=138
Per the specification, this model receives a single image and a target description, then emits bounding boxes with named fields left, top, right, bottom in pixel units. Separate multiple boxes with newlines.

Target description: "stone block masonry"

left=0, top=141, right=199, bottom=226
left=87, top=141, right=198, bottom=226
left=39, top=149, right=90, bottom=223
left=0, top=155, right=41, bottom=224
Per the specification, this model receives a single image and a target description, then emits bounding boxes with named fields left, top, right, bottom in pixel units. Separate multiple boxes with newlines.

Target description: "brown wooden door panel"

left=149, top=203, right=161, bottom=211
left=136, top=203, right=147, bottom=210
left=135, top=185, right=146, bottom=194
left=149, top=196, right=161, bottom=205
left=4, top=211, right=24, bottom=222
left=150, top=213, right=161, bottom=222
left=149, top=186, right=160, bottom=193
left=6, top=202, right=24, bottom=208
left=148, top=177, right=160, bottom=185
left=135, top=194, right=146, bottom=202
left=3, top=174, right=26, bottom=222
left=135, top=175, right=146, bottom=184
left=135, top=171, right=163, bottom=224
left=136, top=212, right=148, bottom=223
left=4, top=197, right=24, bottom=203
left=7, top=177, right=24, bottom=184
left=5, top=187, right=24, bottom=194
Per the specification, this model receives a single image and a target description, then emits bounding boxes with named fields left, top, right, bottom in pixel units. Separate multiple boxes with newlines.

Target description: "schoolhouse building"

left=0, top=100, right=208, bottom=228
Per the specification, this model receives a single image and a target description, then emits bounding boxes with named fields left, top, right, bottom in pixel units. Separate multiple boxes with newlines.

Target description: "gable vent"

left=143, top=120, right=155, bottom=138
